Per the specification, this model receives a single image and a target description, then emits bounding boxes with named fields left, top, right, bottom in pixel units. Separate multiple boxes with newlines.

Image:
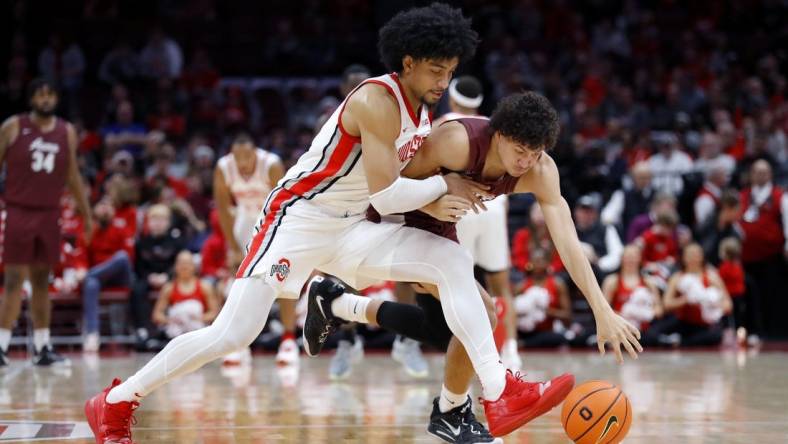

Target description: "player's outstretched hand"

left=595, top=308, right=643, bottom=364
left=422, top=195, right=472, bottom=222
left=443, top=173, right=493, bottom=213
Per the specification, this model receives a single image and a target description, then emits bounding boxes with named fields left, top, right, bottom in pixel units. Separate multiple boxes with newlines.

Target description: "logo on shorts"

left=270, top=258, right=291, bottom=282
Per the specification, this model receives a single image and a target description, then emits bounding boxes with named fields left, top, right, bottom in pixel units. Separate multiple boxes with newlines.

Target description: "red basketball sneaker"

left=84, top=378, right=139, bottom=444
left=482, top=370, right=575, bottom=437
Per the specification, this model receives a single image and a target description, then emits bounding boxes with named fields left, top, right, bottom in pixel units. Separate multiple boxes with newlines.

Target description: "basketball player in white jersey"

left=317, top=64, right=431, bottom=381
left=85, top=5, right=606, bottom=442
left=214, top=133, right=299, bottom=366
left=434, top=75, right=522, bottom=371
left=214, top=133, right=284, bottom=261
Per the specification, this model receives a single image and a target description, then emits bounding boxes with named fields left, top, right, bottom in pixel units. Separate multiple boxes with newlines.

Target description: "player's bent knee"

left=431, top=243, right=475, bottom=282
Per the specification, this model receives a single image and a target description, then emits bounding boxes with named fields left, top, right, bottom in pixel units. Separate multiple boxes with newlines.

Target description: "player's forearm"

left=559, top=243, right=610, bottom=313
left=370, top=175, right=447, bottom=215
left=545, top=200, right=611, bottom=313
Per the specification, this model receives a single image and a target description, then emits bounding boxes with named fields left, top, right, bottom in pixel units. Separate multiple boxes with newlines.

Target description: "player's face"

left=498, top=135, right=543, bottom=177
left=30, top=86, right=58, bottom=117
left=407, top=57, right=458, bottom=106
left=232, top=143, right=257, bottom=176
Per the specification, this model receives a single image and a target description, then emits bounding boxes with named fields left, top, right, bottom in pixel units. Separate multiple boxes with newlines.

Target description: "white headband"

left=449, top=79, right=483, bottom=109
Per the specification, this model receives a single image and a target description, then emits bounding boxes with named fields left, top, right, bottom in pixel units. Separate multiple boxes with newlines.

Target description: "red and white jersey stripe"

left=276, top=72, right=432, bottom=218
left=235, top=73, right=432, bottom=278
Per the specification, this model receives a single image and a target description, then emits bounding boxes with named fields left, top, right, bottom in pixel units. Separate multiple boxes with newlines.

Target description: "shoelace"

left=462, top=408, right=492, bottom=436
left=508, top=369, right=525, bottom=381
left=318, top=319, right=340, bottom=344
left=105, top=402, right=139, bottom=438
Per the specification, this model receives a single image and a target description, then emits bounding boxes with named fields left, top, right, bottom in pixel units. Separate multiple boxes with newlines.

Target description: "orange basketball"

left=561, top=380, right=632, bottom=444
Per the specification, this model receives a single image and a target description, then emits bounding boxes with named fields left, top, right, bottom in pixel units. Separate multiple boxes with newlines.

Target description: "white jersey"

left=275, top=73, right=432, bottom=217
left=218, top=148, right=280, bottom=246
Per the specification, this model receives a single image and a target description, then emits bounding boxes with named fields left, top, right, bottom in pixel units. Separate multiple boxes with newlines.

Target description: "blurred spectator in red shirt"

left=717, top=237, right=748, bottom=343
left=200, top=209, right=228, bottom=282
left=147, top=99, right=186, bottom=140
left=738, top=160, right=788, bottom=339
left=512, top=203, right=563, bottom=274
left=81, top=199, right=135, bottom=352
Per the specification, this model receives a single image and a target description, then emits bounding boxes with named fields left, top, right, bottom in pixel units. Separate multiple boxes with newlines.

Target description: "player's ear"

left=402, top=56, right=415, bottom=74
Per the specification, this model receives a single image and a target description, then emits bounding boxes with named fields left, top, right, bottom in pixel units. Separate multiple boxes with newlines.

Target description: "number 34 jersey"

left=4, top=114, right=69, bottom=209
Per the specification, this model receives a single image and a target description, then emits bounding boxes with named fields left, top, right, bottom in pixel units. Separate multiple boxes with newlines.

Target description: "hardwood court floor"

left=0, top=349, right=787, bottom=443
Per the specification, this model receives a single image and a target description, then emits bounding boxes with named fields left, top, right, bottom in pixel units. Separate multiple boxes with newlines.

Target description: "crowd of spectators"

left=1, top=0, right=786, bottom=350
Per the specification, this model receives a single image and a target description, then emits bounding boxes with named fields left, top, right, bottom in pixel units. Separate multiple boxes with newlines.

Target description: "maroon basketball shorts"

left=2, top=204, right=61, bottom=266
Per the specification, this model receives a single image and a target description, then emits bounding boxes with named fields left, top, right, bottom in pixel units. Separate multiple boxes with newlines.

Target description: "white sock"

left=479, top=360, right=507, bottom=401
left=331, top=293, right=370, bottom=323
left=439, top=385, right=469, bottom=413
left=106, top=379, right=144, bottom=404
left=0, top=328, right=11, bottom=352
left=33, top=328, right=50, bottom=352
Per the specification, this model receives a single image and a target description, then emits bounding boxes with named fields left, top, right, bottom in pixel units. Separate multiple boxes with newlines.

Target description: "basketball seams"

left=572, top=389, right=623, bottom=442
left=562, top=383, right=617, bottom=430
left=606, top=395, right=630, bottom=444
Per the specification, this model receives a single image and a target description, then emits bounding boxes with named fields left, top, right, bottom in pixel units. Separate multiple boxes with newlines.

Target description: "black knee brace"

left=375, top=293, right=453, bottom=351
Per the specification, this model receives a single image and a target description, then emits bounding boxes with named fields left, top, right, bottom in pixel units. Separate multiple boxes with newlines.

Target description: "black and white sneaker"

left=427, top=396, right=502, bottom=444
left=0, top=348, right=8, bottom=367
left=32, top=345, right=71, bottom=367
left=302, top=275, right=346, bottom=357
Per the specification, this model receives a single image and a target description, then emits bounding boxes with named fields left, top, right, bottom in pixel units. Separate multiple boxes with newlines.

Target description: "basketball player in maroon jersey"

left=310, top=92, right=642, bottom=440
left=0, top=78, right=93, bottom=366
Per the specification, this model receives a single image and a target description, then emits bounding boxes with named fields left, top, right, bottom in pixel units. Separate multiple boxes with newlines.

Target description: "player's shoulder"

left=432, top=120, right=468, bottom=144
left=347, top=82, right=399, bottom=117
left=525, top=151, right=558, bottom=181
left=538, top=151, right=558, bottom=169
left=1, top=115, right=20, bottom=131
left=257, top=147, right=282, bottom=164
left=216, top=153, right=232, bottom=167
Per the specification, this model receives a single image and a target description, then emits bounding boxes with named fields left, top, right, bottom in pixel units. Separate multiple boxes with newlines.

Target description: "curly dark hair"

left=378, top=3, right=479, bottom=73
left=27, top=77, right=58, bottom=100
left=489, top=92, right=560, bottom=151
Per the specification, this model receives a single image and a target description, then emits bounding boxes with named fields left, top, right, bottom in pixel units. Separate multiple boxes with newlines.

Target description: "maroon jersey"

left=4, top=114, right=70, bottom=209
left=369, top=117, right=519, bottom=241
